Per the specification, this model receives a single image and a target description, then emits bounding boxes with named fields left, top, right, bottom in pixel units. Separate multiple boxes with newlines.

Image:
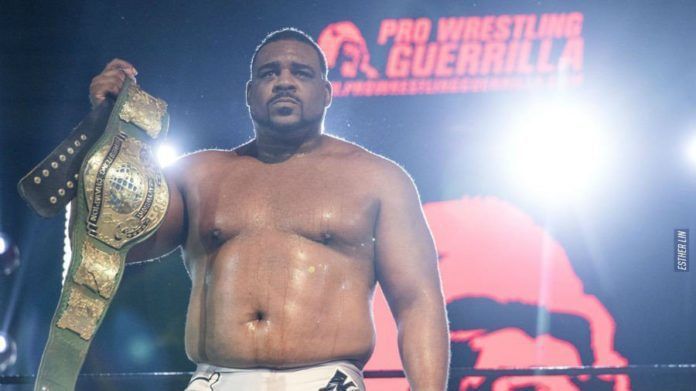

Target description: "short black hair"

left=250, top=27, right=328, bottom=79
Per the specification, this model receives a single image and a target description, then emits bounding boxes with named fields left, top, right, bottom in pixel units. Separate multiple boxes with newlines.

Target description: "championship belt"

left=18, top=99, right=114, bottom=218
left=24, top=79, right=170, bottom=391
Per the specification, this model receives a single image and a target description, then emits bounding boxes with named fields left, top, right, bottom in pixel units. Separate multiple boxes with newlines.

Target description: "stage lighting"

left=157, top=143, right=178, bottom=167
left=685, top=134, right=696, bottom=167
left=0, top=332, right=17, bottom=373
left=501, top=101, right=609, bottom=203
left=128, top=335, right=155, bottom=363
left=0, top=233, right=20, bottom=276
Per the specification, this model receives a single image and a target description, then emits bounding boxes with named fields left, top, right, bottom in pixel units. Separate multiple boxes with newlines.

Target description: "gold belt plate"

left=81, top=131, right=169, bottom=249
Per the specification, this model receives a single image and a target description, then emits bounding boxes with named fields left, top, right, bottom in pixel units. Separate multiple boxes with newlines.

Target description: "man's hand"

left=89, top=59, right=138, bottom=108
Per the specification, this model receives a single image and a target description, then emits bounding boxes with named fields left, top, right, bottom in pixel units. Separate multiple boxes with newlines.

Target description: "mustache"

left=269, top=92, right=301, bottom=104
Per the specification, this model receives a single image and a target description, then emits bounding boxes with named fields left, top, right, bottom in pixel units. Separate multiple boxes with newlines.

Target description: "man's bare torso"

left=177, top=136, right=383, bottom=369
left=91, top=52, right=448, bottom=389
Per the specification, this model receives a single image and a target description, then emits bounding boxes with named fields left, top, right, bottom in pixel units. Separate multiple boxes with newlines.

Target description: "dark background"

left=1, top=0, right=695, bottom=389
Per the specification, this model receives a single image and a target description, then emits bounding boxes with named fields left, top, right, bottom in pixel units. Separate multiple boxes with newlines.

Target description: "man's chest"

left=188, top=162, right=380, bottom=248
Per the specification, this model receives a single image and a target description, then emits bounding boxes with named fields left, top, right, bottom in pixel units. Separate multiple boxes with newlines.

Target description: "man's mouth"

left=270, top=95, right=300, bottom=105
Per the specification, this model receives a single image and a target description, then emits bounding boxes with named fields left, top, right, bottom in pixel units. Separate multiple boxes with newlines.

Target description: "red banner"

left=318, top=13, right=584, bottom=96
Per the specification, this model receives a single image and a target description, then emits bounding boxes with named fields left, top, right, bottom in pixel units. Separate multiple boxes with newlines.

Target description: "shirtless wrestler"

left=88, top=28, right=449, bottom=390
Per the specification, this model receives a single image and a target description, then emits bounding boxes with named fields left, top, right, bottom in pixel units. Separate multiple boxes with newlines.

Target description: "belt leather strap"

left=17, top=99, right=114, bottom=218
left=32, top=78, right=170, bottom=391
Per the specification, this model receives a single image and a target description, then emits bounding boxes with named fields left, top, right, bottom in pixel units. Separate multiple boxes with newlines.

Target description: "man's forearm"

left=396, top=295, right=450, bottom=391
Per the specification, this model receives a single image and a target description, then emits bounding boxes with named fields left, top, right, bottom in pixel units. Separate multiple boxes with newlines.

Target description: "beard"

left=250, top=104, right=323, bottom=136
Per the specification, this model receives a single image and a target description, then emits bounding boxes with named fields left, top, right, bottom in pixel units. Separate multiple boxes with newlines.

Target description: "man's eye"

left=295, top=71, right=312, bottom=78
left=260, top=71, right=276, bottom=78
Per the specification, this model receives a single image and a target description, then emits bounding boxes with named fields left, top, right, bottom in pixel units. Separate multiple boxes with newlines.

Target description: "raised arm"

left=84, top=59, right=187, bottom=262
left=373, top=161, right=450, bottom=391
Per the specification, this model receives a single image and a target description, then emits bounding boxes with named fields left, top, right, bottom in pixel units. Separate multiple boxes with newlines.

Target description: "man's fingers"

left=90, top=74, right=126, bottom=91
left=120, top=67, right=137, bottom=80
left=103, top=58, right=134, bottom=71
left=107, top=66, right=137, bottom=81
left=90, top=82, right=121, bottom=98
left=103, top=58, right=138, bottom=79
left=90, top=80, right=123, bottom=98
left=91, top=59, right=138, bottom=107
left=89, top=76, right=126, bottom=105
left=101, top=67, right=136, bottom=83
left=96, top=69, right=126, bottom=83
left=90, top=84, right=121, bottom=106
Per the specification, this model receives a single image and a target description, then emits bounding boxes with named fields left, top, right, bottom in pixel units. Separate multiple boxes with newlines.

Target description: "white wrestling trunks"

left=184, top=360, right=366, bottom=391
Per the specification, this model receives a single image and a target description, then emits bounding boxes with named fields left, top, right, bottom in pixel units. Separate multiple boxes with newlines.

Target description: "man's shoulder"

left=164, top=148, right=233, bottom=184
left=327, top=135, right=388, bottom=164
left=326, top=135, right=413, bottom=189
left=173, top=149, right=232, bottom=169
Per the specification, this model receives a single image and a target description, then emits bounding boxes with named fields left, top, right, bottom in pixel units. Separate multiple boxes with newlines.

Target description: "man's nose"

left=272, top=70, right=296, bottom=92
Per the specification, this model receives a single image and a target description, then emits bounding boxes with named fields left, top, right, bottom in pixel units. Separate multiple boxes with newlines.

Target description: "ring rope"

left=2, top=364, right=696, bottom=384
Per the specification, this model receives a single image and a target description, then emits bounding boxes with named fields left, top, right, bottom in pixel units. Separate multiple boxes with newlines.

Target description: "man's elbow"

left=392, top=289, right=447, bottom=325
left=125, top=236, right=180, bottom=264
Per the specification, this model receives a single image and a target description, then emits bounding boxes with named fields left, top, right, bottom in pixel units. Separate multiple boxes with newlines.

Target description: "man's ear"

left=323, top=79, right=333, bottom=108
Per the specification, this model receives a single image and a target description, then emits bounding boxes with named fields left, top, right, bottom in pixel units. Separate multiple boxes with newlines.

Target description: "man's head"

left=246, top=28, right=332, bottom=138
left=250, top=28, right=328, bottom=80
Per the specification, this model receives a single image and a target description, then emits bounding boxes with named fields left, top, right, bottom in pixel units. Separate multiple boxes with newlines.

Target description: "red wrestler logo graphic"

left=317, top=21, right=379, bottom=79
left=366, top=196, right=630, bottom=391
